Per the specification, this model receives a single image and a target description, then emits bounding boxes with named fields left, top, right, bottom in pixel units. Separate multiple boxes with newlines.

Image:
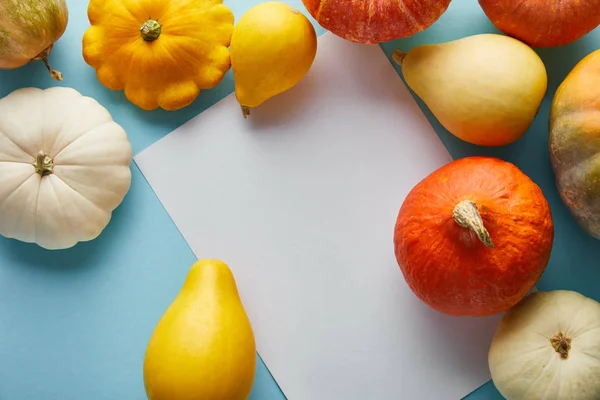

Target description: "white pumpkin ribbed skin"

left=489, top=290, right=600, bottom=400
left=0, top=87, right=132, bottom=250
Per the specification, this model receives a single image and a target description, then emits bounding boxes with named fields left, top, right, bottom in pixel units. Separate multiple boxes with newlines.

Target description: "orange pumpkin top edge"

left=394, top=156, right=554, bottom=317
left=82, top=0, right=234, bottom=111
left=478, top=0, right=600, bottom=48
left=302, top=0, right=452, bottom=44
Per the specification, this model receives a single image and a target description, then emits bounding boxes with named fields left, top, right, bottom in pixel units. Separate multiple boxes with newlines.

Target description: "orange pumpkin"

left=478, top=0, right=600, bottom=48
left=302, top=0, right=452, bottom=44
left=393, top=156, right=554, bottom=316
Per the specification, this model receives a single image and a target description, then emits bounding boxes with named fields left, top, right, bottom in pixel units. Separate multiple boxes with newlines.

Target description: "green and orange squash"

left=550, top=49, right=600, bottom=239
left=0, top=0, right=69, bottom=80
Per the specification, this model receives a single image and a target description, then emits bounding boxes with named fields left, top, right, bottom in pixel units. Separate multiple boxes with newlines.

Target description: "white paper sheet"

left=136, top=33, right=503, bottom=400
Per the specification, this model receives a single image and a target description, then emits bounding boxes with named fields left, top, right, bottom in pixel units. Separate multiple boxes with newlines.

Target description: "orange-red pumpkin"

left=301, top=0, right=452, bottom=44
left=394, top=156, right=554, bottom=317
left=478, top=0, right=600, bottom=48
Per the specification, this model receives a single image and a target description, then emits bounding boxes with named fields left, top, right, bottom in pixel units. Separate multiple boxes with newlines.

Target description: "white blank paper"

left=136, top=33, right=503, bottom=400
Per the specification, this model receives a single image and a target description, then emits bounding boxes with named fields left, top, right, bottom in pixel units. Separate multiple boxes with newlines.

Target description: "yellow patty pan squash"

left=82, top=0, right=234, bottom=111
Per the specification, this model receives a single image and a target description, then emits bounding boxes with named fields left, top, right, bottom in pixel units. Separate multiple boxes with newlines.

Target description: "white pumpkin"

left=489, top=290, right=600, bottom=400
left=0, top=87, right=133, bottom=250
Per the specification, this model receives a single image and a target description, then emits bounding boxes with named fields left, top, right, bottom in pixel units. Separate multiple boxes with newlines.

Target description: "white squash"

left=489, top=290, right=600, bottom=400
left=0, top=87, right=133, bottom=250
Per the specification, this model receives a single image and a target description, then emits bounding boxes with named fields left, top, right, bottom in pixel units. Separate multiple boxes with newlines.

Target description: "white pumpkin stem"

left=550, top=332, right=572, bottom=359
left=33, top=151, right=54, bottom=176
left=32, top=45, right=63, bottom=81
left=452, top=200, right=494, bottom=249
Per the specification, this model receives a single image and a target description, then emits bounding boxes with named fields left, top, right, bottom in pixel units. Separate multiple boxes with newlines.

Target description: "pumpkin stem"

left=141, top=19, right=162, bottom=41
left=33, top=151, right=54, bottom=177
left=32, top=45, right=63, bottom=81
left=241, top=105, right=251, bottom=119
left=41, top=57, right=63, bottom=81
left=392, top=50, right=407, bottom=66
left=550, top=332, right=572, bottom=359
left=452, top=200, right=494, bottom=249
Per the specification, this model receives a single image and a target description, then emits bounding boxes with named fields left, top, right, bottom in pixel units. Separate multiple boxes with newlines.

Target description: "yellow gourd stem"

left=241, top=105, right=251, bottom=118
left=392, top=50, right=407, bottom=66
left=452, top=200, right=494, bottom=248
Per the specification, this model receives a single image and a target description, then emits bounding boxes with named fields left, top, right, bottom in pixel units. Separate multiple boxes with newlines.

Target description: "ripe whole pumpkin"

left=394, top=156, right=554, bottom=317
left=550, top=49, right=600, bottom=239
left=0, top=0, right=69, bottom=80
left=478, top=0, right=600, bottom=48
left=489, top=290, right=600, bottom=399
left=82, top=0, right=234, bottom=111
left=301, top=0, right=452, bottom=44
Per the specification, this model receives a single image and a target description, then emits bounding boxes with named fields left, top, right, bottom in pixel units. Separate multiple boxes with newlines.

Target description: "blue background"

left=0, top=1, right=598, bottom=399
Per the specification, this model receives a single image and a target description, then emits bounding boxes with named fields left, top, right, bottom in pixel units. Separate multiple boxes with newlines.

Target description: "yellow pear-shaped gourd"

left=143, top=259, right=256, bottom=400
left=230, top=2, right=317, bottom=118
left=393, top=34, right=547, bottom=147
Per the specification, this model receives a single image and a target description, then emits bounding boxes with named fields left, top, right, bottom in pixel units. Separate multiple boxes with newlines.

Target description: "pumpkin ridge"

left=313, top=0, right=330, bottom=22
left=540, top=363, right=561, bottom=400
left=0, top=174, right=39, bottom=241
left=395, top=0, right=422, bottom=33
left=0, top=160, right=30, bottom=166
left=53, top=165, right=131, bottom=210
left=51, top=121, right=116, bottom=161
left=0, top=169, right=37, bottom=206
left=520, top=354, right=559, bottom=398
left=158, top=31, right=230, bottom=67
left=33, top=172, right=42, bottom=243
left=149, top=37, right=227, bottom=90
left=83, top=32, right=130, bottom=71
left=554, top=145, right=600, bottom=180
left=0, top=129, right=38, bottom=159
left=0, top=130, right=35, bottom=161
left=571, top=325, right=600, bottom=339
left=491, top=344, right=549, bottom=370
left=47, top=173, right=110, bottom=215
left=109, top=1, right=146, bottom=27
left=572, top=347, right=600, bottom=364
left=41, top=176, right=78, bottom=244
left=162, top=4, right=234, bottom=35
left=560, top=297, right=590, bottom=336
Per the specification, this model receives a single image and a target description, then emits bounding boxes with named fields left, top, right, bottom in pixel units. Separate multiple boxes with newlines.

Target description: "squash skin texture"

left=394, top=156, right=554, bottom=317
left=82, top=0, right=234, bottom=111
left=479, top=0, right=600, bottom=48
left=302, top=0, right=451, bottom=44
left=0, top=0, right=68, bottom=69
left=550, top=50, right=600, bottom=239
